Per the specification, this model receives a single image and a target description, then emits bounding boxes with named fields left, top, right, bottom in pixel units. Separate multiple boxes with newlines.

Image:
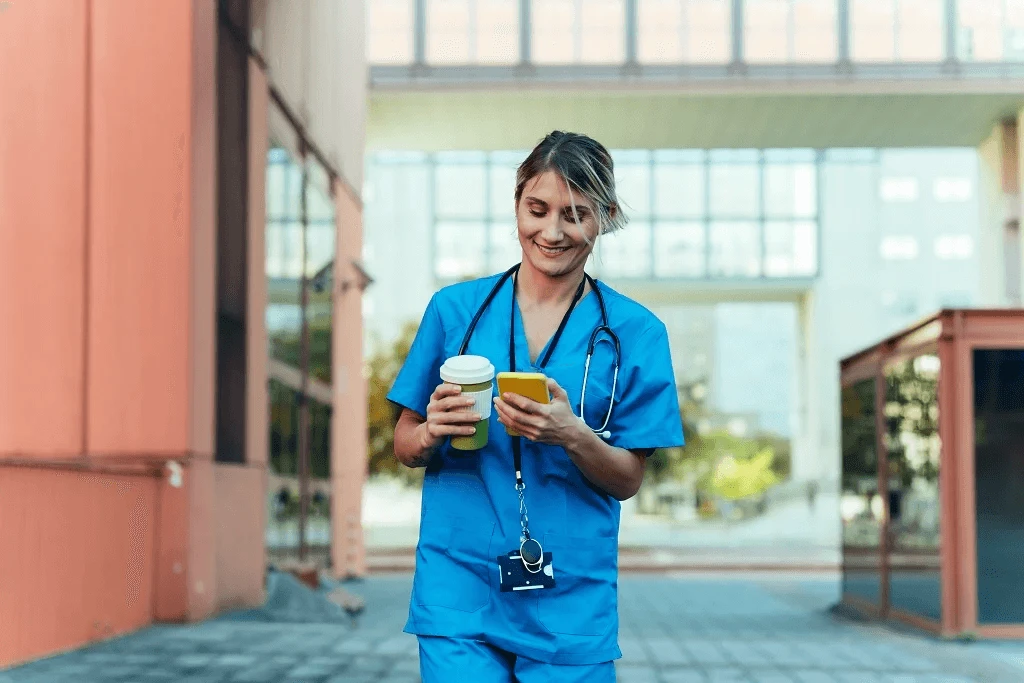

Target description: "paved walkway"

left=4, top=574, right=1024, bottom=683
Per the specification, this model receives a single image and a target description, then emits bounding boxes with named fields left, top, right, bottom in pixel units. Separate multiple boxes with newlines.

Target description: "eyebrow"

left=524, top=196, right=590, bottom=213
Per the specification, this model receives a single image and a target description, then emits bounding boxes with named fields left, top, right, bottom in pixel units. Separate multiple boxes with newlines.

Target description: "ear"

left=607, top=203, right=618, bottom=220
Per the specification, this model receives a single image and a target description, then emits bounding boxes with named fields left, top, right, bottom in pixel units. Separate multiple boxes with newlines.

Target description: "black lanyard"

left=508, top=270, right=587, bottom=490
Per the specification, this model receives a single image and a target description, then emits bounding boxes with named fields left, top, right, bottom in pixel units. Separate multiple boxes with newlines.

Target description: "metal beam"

left=945, top=0, right=959, bottom=63
left=519, top=0, right=531, bottom=64
left=414, top=0, right=427, bottom=65
left=837, top=0, right=850, bottom=64
left=625, top=0, right=638, bottom=65
left=731, top=0, right=744, bottom=66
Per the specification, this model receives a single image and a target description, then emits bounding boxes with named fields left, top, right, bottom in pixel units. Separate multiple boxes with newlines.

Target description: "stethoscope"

left=457, top=263, right=621, bottom=439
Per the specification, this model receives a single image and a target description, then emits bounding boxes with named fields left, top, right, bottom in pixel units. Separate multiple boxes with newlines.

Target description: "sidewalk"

left=4, top=574, right=1024, bottom=683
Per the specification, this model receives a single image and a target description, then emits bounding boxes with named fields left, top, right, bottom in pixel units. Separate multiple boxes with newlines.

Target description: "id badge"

left=497, top=550, right=555, bottom=592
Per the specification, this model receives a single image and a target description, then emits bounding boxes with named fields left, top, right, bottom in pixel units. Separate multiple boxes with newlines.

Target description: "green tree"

left=366, top=323, right=424, bottom=486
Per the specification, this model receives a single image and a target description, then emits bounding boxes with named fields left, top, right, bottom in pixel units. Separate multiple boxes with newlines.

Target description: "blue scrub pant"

left=418, top=636, right=616, bottom=683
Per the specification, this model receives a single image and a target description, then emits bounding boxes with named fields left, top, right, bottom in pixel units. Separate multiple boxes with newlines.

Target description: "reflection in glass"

left=885, top=353, right=941, bottom=621
left=266, top=147, right=303, bottom=366
left=841, top=378, right=882, bottom=606
left=973, top=349, right=1024, bottom=624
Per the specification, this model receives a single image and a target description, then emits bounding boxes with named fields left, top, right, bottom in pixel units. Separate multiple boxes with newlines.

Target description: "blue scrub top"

left=387, top=272, right=685, bottom=666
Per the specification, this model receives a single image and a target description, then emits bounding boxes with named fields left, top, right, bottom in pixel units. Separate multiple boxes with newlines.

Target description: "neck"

left=517, top=260, right=587, bottom=307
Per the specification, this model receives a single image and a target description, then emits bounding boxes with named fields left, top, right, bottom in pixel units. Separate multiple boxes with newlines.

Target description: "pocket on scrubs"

left=536, top=532, right=618, bottom=636
left=414, top=513, right=495, bottom=613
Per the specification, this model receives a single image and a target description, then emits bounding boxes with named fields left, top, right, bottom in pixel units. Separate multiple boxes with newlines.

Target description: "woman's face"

left=515, top=170, right=599, bottom=279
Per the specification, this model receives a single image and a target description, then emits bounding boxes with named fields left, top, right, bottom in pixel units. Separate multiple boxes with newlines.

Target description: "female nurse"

left=387, top=131, right=685, bottom=682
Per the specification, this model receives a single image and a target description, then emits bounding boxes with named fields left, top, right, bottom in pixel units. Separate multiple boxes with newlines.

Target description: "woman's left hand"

left=493, top=378, right=584, bottom=447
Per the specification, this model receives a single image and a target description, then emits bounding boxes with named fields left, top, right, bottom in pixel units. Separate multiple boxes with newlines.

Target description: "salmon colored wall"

left=0, top=467, right=157, bottom=668
left=247, top=61, right=269, bottom=468
left=0, top=0, right=87, bottom=456
left=187, top=458, right=217, bottom=622
left=330, top=183, right=368, bottom=579
left=87, top=0, right=195, bottom=455
left=214, top=464, right=267, bottom=612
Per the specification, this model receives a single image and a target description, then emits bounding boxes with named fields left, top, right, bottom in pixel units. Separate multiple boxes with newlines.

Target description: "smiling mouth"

left=534, top=242, right=571, bottom=256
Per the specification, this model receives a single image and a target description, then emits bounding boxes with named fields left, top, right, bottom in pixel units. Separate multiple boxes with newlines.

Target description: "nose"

left=539, top=212, right=564, bottom=244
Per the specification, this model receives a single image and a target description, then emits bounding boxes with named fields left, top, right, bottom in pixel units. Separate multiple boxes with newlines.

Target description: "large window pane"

left=851, top=0, right=896, bottom=61
left=653, top=162, right=706, bottom=218
left=436, top=222, right=487, bottom=278
left=490, top=163, right=518, bottom=219
left=435, top=162, right=488, bottom=218
left=885, top=354, right=942, bottom=622
left=709, top=221, right=760, bottom=276
left=655, top=222, right=706, bottom=277
left=851, top=0, right=944, bottom=62
left=616, top=160, right=652, bottom=218
left=744, top=0, right=790, bottom=63
left=427, top=0, right=519, bottom=64
left=764, top=221, right=817, bottom=277
left=709, top=158, right=760, bottom=217
left=764, top=163, right=817, bottom=218
left=489, top=221, right=522, bottom=272
left=599, top=221, right=652, bottom=277
left=974, top=349, right=1024, bottom=624
left=896, top=0, right=944, bottom=62
left=639, top=0, right=732, bottom=64
left=958, top=0, right=1024, bottom=62
left=841, top=378, right=882, bottom=608
left=368, top=0, right=415, bottom=64
left=792, top=0, right=838, bottom=62
left=533, top=0, right=625, bottom=64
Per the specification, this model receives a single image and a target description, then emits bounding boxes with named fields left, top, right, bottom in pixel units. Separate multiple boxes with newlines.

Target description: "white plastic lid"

left=440, top=355, right=495, bottom=385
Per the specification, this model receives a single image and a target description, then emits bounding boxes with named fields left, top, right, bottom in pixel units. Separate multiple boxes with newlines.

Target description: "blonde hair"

left=515, top=131, right=628, bottom=242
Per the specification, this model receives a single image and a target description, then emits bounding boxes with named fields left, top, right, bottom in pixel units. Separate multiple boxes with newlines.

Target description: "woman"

left=388, top=131, right=684, bottom=682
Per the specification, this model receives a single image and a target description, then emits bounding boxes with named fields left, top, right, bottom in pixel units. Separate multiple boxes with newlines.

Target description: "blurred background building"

left=2, top=0, right=1024, bottom=670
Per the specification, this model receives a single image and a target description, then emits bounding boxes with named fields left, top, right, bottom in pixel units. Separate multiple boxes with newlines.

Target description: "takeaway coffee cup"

left=439, top=355, right=495, bottom=451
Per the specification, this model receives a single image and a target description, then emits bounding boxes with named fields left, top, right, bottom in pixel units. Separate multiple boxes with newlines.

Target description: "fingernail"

left=471, top=414, right=481, bottom=421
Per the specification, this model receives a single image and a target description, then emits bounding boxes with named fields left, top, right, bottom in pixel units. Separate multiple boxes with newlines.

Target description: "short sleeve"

left=606, top=322, right=685, bottom=452
left=387, top=294, right=446, bottom=419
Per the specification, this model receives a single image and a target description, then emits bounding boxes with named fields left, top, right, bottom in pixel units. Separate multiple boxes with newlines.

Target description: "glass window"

left=744, top=0, right=837, bottom=63
left=885, top=353, right=942, bottom=621
left=959, top=0, right=1024, bottom=62
left=436, top=221, right=487, bottom=278
left=638, top=0, right=732, bottom=64
left=427, top=0, right=519, bottom=65
left=489, top=221, right=522, bottom=271
left=973, top=349, right=1024, bottom=624
left=879, top=177, right=919, bottom=202
left=435, top=162, right=488, bottom=218
left=599, top=221, right=652, bottom=277
left=851, top=0, right=944, bottom=62
left=533, top=0, right=626, bottom=64
left=490, top=163, right=518, bottom=219
left=368, top=0, right=415, bottom=64
left=764, top=221, right=817, bottom=276
left=653, top=162, right=706, bottom=218
left=616, top=161, right=652, bottom=218
left=709, top=160, right=760, bottom=218
left=763, top=163, right=817, bottom=218
left=654, top=221, right=706, bottom=277
left=709, top=221, right=761, bottom=277
left=841, top=378, right=882, bottom=608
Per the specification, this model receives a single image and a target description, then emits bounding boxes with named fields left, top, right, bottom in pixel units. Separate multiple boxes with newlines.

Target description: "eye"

left=529, top=209, right=544, bottom=218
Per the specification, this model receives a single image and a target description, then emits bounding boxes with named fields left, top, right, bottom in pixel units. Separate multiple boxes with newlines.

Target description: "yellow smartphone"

left=495, top=372, right=550, bottom=437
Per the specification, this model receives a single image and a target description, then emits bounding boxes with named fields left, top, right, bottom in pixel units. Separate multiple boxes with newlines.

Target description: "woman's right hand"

left=419, top=383, right=481, bottom=452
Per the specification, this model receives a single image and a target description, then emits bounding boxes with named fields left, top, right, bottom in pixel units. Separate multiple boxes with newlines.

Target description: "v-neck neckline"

left=511, top=280, right=595, bottom=369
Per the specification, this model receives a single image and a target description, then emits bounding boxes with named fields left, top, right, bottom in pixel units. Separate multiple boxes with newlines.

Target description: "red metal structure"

left=840, top=309, right=1024, bottom=638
